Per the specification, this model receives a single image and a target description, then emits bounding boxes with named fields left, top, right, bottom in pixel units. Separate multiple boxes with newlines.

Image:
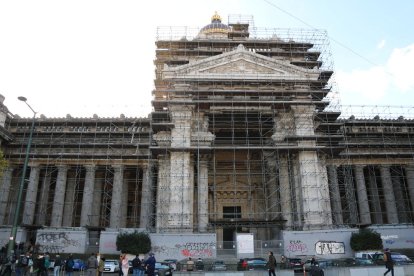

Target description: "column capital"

left=84, top=164, right=96, bottom=171
left=405, top=164, right=414, bottom=171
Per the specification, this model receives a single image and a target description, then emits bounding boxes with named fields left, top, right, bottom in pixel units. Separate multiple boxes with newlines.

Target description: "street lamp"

left=7, top=96, right=37, bottom=256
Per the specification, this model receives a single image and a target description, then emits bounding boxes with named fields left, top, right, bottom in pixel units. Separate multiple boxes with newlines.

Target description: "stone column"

left=156, top=156, right=170, bottom=232
left=354, top=165, right=371, bottom=225
left=140, top=165, right=151, bottom=229
left=37, top=173, right=51, bottom=225
left=120, top=178, right=128, bottom=228
left=198, top=157, right=209, bottom=232
left=22, top=164, right=40, bottom=225
left=62, top=173, right=76, bottom=227
left=168, top=152, right=194, bottom=231
left=110, top=165, right=124, bottom=228
left=405, top=165, right=414, bottom=215
left=343, top=166, right=358, bottom=224
left=50, top=165, right=68, bottom=227
left=80, top=165, right=96, bottom=226
left=91, top=173, right=103, bottom=227
left=0, top=167, right=14, bottom=225
left=279, top=155, right=292, bottom=229
left=291, top=105, right=332, bottom=229
left=367, top=166, right=383, bottom=224
left=265, top=156, right=279, bottom=220
left=327, top=165, right=343, bottom=225
left=391, top=168, right=408, bottom=223
left=380, top=165, right=398, bottom=224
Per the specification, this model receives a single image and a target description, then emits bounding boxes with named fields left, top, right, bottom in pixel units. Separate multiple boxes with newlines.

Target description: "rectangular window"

left=223, top=206, right=241, bottom=219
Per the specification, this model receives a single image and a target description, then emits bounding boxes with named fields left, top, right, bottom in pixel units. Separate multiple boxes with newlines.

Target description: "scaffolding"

left=0, top=15, right=414, bottom=252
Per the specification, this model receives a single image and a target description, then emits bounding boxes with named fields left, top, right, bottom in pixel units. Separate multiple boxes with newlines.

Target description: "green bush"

left=350, top=229, right=383, bottom=251
left=116, top=231, right=151, bottom=255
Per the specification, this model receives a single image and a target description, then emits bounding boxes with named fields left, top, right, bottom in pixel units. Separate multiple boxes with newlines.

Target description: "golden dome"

left=211, top=11, right=222, bottom=22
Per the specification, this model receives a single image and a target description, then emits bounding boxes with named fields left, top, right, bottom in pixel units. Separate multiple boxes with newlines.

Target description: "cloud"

left=377, top=39, right=386, bottom=49
left=336, top=43, right=414, bottom=104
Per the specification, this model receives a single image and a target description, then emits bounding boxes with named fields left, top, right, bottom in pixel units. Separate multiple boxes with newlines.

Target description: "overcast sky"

left=1, top=0, right=413, bottom=118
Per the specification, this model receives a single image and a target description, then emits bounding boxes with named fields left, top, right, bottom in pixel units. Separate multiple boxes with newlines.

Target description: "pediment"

left=163, top=44, right=321, bottom=81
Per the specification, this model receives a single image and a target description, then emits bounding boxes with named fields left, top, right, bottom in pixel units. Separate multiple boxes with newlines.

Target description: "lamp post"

left=7, top=96, right=37, bottom=257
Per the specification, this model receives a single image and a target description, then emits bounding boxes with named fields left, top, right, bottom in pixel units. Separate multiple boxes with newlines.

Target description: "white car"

left=104, top=259, right=120, bottom=273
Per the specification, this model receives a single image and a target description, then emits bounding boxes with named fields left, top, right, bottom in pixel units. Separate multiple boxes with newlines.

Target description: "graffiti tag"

left=286, top=240, right=308, bottom=253
left=315, top=241, right=344, bottom=255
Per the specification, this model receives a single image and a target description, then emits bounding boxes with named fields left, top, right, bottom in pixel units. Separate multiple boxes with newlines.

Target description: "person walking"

left=144, top=253, right=156, bottom=276
left=131, top=255, right=143, bottom=276
left=186, top=257, right=194, bottom=272
left=384, top=248, right=394, bottom=276
left=86, top=253, right=98, bottom=276
left=64, top=255, right=74, bottom=276
left=267, top=251, right=277, bottom=276
left=53, top=254, right=62, bottom=276
left=98, top=257, right=105, bottom=276
left=121, top=254, right=129, bottom=276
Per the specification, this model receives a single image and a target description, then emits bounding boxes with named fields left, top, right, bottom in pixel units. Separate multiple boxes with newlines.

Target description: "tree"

left=116, top=231, right=151, bottom=255
left=350, top=228, right=383, bottom=252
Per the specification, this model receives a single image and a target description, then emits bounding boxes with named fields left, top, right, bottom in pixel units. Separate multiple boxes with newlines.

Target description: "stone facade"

left=0, top=14, right=414, bottom=253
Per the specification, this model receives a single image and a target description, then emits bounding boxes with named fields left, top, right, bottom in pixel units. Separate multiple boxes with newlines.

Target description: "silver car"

left=104, top=259, right=120, bottom=273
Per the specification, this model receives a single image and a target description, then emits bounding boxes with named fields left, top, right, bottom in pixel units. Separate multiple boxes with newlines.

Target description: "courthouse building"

left=0, top=13, right=413, bottom=257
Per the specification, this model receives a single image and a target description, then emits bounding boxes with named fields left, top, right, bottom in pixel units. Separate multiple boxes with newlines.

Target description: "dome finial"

left=211, top=11, right=222, bottom=22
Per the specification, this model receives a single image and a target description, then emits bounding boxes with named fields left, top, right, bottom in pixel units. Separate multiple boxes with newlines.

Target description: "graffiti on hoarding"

left=286, top=240, right=308, bottom=253
left=315, top=241, right=344, bottom=255
left=37, top=232, right=80, bottom=247
left=176, top=242, right=215, bottom=257
left=38, top=244, right=65, bottom=253
left=153, top=242, right=215, bottom=258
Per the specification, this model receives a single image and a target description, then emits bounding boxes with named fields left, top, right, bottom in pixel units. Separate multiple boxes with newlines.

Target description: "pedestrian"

left=35, top=253, right=46, bottom=276
left=131, top=255, right=143, bottom=276
left=144, top=253, right=156, bottom=276
left=195, top=258, right=204, bottom=271
left=65, top=254, right=74, bottom=276
left=118, top=255, right=123, bottom=276
left=267, top=251, right=277, bottom=276
left=53, top=254, right=62, bottom=276
left=121, top=254, right=129, bottom=276
left=98, top=257, right=105, bottom=276
left=280, top=255, right=286, bottom=269
left=86, top=253, right=98, bottom=276
left=384, top=248, right=394, bottom=276
left=186, top=257, right=194, bottom=271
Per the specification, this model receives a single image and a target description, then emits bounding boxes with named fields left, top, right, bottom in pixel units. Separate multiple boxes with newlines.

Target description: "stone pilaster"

left=354, top=165, right=371, bottom=225
left=62, top=173, right=76, bottom=227
left=50, top=165, right=68, bottom=227
left=0, top=167, right=14, bottom=225
left=272, top=110, right=294, bottom=142
left=37, top=173, right=51, bottom=225
left=405, top=165, right=414, bottom=215
left=168, top=152, right=194, bottom=231
left=343, top=166, right=358, bottom=224
left=380, top=165, right=398, bottom=224
left=327, top=165, right=343, bottom=225
left=140, top=165, right=152, bottom=229
left=22, top=164, right=40, bottom=225
left=110, top=165, right=124, bottom=228
left=279, top=155, right=292, bottom=228
left=156, top=156, right=170, bottom=232
left=81, top=165, right=96, bottom=226
left=265, top=156, right=279, bottom=221
left=198, top=157, right=209, bottom=232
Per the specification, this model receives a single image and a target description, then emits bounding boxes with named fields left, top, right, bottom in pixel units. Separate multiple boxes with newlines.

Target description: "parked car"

left=151, top=262, right=173, bottom=276
left=372, top=252, right=414, bottom=265
left=354, top=258, right=374, bottom=266
left=104, top=259, right=120, bottom=273
left=211, top=260, right=227, bottom=271
left=163, top=259, right=178, bottom=271
left=303, top=259, right=334, bottom=272
left=73, top=259, right=87, bottom=271
left=237, top=258, right=267, bottom=271
left=247, top=258, right=267, bottom=270
left=287, top=258, right=303, bottom=271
